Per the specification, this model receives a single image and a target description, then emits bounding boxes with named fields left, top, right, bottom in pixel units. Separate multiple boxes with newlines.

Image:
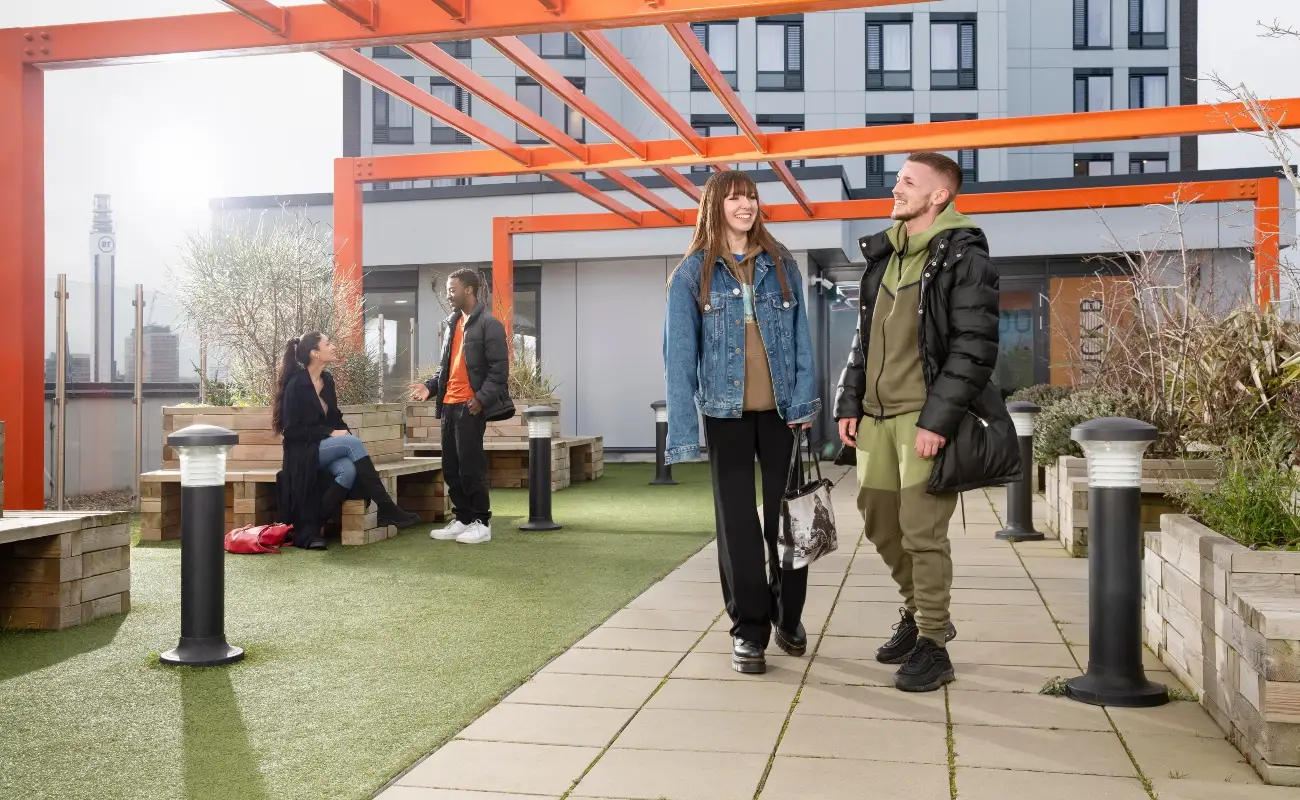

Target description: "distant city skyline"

left=1, top=0, right=1297, bottom=295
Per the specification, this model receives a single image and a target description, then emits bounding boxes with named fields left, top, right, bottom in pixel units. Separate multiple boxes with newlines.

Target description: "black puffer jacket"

left=834, top=224, right=1021, bottom=494
left=423, top=303, right=515, bottom=422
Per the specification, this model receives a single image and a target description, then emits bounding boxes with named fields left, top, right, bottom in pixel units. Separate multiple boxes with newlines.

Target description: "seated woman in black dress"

left=273, top=332, right=420, bottom=550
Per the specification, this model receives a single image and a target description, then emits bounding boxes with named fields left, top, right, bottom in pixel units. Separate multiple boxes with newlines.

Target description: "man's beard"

left=891, top=199, right=926, bottom=221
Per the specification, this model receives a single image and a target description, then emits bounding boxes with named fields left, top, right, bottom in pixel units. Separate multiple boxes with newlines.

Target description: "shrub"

left=1169, top=439, right=1300, bottom=550
left=1032, top=388, right=1140, bottom=466
left=1007, top=384, right=1074, bottom=411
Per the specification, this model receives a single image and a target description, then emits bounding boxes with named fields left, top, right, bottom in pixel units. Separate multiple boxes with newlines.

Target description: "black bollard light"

left=160, top=424, right=244, bottom=667
left=1065, top=417, right=1168, bottom=708
left=519, top=406, right=562, bottom=532
left=997, top=401, right=1045, bottom=542
left=650, top=400, right=677, bottom=486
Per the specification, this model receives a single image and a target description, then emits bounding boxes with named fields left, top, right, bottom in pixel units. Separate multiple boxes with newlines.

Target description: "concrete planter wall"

left=406, top=398, right=562, bottom=446
left=161, top=404, right=406, bottom=470
left=1044, top=456, right=1219, bottom=556
left=1144, top=515, right=1300, bottom=786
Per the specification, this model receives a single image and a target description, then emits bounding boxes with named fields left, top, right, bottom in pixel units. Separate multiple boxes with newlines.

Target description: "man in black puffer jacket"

left=409, top=268, right=513, bottom=545
left=835, top=152, right=1020, bottom=693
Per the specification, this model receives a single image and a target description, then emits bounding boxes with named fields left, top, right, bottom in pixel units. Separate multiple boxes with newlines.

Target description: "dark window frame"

left=864, top=113, right=914, bottom=188
left=1128, top=68, right=1168, bottom=109
left=515, top=76, right=587, bottom=144
left=757, top=114, right=805, bottom=168
left=429, top=77, right=472, bottom=145
left=756, top=17, right=804, bottom=91
left=1074, top=153, right=1116, bottom=177
left=1073, top=0, right=1113, bottom=49
left=930, top=16, right=977, bottom=91
left=690, top=20, right=740, bottom=91
left=1128, top=151, right=1171, bottom=174
left=518, top=32, right=585, bottom=59
left=1074, top=68, right=1114, bottom=113
left=372, top=79, right=415, bottom=145
left=866, top=16, right=913, bottom=90
left=1129, top=0, right=1168, bottom=49
left=930, top=113, right=979, bottom=184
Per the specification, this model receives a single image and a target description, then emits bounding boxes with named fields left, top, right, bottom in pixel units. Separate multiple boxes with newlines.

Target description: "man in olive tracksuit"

left=836, top=152, right=1020, bottom=692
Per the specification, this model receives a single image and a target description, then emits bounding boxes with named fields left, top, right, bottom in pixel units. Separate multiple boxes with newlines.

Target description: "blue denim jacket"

left=663, top=249, right=821, bottom=464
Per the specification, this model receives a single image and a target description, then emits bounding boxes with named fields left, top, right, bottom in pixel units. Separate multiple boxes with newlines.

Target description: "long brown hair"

left=671, top=170, right=791, bottom=308
left=271, top=332, right=323, bottom=435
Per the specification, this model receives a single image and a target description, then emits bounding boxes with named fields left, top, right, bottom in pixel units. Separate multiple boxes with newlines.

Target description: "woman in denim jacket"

left=663, top=170, right=821, bottom=675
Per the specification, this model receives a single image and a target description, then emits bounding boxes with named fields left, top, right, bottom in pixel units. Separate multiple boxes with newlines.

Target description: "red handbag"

left=224, top=523, right=293, bottom=555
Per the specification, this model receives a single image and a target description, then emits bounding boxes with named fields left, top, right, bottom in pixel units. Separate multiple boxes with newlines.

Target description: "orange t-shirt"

left=442, top=315, right=474, bottom=404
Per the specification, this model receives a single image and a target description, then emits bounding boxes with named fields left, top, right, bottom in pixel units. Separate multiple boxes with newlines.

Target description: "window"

left=1073, top=0, right=1111, bottom=48
left=756, top=17, right=803, bottom=91
left=864, top=114, right=913, bottom=188
left=1074, top=153, right=1115, bottom=177
left=757, top=115, right=804, bottom=168
left=930, top=19, right=976, bottom=89
left=690, top=21, right=739, bottom=90
left=866, top=18, right=912, bottom=89
left=691, top=115, right=739, bottom=173
left=1074, top=69, right=1113, bottom=113
left=1129, top=153, right=1169, bottom=174
left=518, top=32, right=584, bottom=59
left=932, top=114, right=979, bottom=184
left=374, top=41, right=471, bottom=58
left=1129, top=71, right=1167, bottom=108
left=1129, top=0, right=1167, bottom=48
left=372, top=80, right=414, bottom=145
left=516, top=77, right=586, bottom=144
left=430, top=78, right=471, bottom=144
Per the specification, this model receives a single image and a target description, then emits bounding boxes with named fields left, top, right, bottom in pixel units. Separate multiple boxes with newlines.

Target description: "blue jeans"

left=318, top=434, right=368, bottom=489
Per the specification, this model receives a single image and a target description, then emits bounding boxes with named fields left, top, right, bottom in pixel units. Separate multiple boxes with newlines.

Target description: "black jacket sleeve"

left=475, top=317, right=510, bottom=405
left=423, top=372, right=440, bottom=399
left=833, top=326, right=866, bottom=420
left=281, top=375, right=338, bottom=444
left=917, top=248, right=1001, bottom=439
left=323, top=373, right=349, bottom=432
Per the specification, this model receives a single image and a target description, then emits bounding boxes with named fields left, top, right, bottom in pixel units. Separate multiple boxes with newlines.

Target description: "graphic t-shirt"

left=733, top=254, right=776, bottom=412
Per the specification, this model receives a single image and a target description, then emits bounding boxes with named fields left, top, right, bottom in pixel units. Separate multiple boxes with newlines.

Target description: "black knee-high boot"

left=353, top=457, right=421, bottom=529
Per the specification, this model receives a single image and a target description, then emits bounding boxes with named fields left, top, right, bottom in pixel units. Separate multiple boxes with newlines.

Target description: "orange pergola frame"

left=0, top=0, right=1292, bottom=511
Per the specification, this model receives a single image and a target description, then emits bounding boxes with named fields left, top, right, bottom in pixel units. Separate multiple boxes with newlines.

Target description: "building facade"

left=218, top=1, right=1299, bottom=457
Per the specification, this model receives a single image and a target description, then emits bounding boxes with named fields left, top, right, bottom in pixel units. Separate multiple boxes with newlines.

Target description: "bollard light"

left=160, top=424, right=244, bottom=667
left=997, top=401, right=1044, bottom=542
left=650, top=400, right=677, bottom=486
left=519, top=406, right=562, bottom=532
left=1065, top=417, right=1168, bottom=708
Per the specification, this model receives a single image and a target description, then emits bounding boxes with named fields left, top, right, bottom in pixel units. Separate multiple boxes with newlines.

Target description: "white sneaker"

left=456, top=521, right=492, bottom=544
left=431, top=520, right=468, bottom=540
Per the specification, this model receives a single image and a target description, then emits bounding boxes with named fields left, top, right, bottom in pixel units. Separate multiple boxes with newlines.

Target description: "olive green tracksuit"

left=857, top=205, right=977, bottom=645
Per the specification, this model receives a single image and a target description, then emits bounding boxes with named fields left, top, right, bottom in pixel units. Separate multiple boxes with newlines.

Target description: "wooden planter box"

left=1144, top=515, right=1300, bottom=786
left=406, top=398, right=562, bottom=446
left=1044, top=456, right=1219, bottom=556
left=161, top=403, right=406, bottom=471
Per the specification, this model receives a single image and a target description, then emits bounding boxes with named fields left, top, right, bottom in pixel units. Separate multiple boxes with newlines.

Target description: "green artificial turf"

left=0, top=463, right=717, bottom=800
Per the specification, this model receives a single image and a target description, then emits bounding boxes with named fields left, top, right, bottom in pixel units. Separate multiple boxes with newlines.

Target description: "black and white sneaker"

left=875, top=608, right=958, bottom=664
left=893, top=637, right=956, bottom=692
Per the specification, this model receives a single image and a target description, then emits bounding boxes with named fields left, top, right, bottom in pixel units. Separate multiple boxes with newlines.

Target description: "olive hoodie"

left=863, top=202, right=979, bottom=418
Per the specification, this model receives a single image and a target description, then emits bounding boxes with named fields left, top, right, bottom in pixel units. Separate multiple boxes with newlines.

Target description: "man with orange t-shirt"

left=410, top=269, right=512, bottom=544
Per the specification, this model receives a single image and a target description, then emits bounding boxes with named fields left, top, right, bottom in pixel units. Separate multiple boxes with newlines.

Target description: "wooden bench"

left=0, top=510, right=133, bottom=630
left=139, top=457, right=447, bottom=546
left=405, top=436, right=604, bottom=492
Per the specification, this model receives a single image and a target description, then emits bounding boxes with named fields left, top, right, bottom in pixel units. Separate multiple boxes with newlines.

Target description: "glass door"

left=994, top=276, right=1050, bottom=397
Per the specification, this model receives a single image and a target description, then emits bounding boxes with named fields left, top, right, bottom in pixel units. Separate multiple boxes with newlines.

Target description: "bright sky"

left=2, top=0, right=1298, bottom=290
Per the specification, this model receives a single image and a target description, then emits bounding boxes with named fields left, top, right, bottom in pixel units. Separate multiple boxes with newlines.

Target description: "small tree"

left=170, top=205, right=382, bottom=406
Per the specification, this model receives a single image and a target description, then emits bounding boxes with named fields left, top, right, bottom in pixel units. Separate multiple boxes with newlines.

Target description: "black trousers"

left=704, top=410, right=808, bottom=648
left=442, top=403, right=491, bottom=524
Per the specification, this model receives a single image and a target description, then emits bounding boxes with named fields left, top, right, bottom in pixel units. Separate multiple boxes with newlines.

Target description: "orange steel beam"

left=333, top=158, right=365, bottom=349
left=546, top=173, right=642, bottom=224
left=574, top=29, right=722, bottom=176
left=215, top=0, right=288, bottom=35
left=323, top=0, right=378, bottom=30
left=354, top=99, right=1300, bottom=181
left=537, top=0, right=565, bottom=12
left=1255, top=177, right=1282, bottom=308
left=483, top=35, right=701, bottom=202
left=599, top=170, right=688, bottom=222
left=401, top=43, right=586, bottom=162
left=12, top=0, right=914, bottom=68
left=429, top=0, right=468, bottom=21
left=492, top=218, right=516, bottom=344
left=505, top=180, right=1262, bottom=234
left=0, top=57, right=46, bottom=509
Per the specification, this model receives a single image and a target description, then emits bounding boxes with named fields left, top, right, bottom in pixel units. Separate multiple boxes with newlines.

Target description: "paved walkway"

left=378, top=471, right=1294, bottom=800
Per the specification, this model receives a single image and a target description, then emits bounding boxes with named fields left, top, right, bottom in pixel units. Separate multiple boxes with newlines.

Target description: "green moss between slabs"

left=0, top=463, right=716, bottom=800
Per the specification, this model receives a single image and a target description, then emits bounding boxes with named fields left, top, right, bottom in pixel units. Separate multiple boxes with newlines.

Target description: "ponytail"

left=271, top=333, right=321, bottom=435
